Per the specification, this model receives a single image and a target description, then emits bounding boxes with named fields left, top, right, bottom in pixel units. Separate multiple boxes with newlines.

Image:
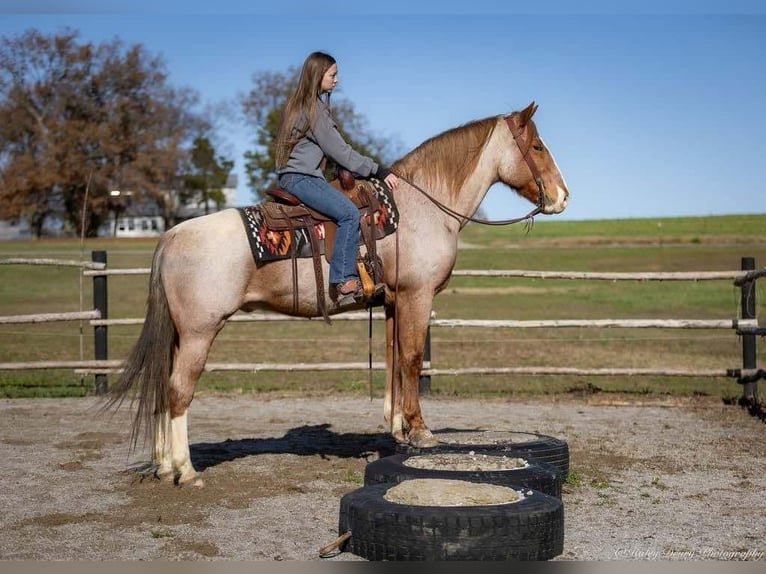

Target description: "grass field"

left=1, top=213, right=765, bottom=400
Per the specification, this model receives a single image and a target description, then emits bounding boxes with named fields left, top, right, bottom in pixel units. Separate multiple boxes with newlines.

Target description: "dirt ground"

left=0, top=392, right=764, bottom=562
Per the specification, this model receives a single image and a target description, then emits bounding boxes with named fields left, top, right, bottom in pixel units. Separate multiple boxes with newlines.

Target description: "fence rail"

left=0, top=252, right=762, bottom=401
left=452, top=269, right=746, bottom=281
left=0, top=310, right=101, bottom=324
left=430, top=318, right=756, bottom=329
left=80, top=316, right=762, bottom=329
left=78, top=267, right=753, bottom=281
left=0, top=257, right=105, bottom=269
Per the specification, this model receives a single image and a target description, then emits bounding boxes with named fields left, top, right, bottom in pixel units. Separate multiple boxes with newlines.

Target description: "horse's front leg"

left=384, top=302, right=406, bottom=443
left=395, top=292, right=438, bottom=448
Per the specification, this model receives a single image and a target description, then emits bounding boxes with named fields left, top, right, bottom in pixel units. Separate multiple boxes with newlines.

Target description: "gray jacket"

left=277, top=98, right=379, bottom=179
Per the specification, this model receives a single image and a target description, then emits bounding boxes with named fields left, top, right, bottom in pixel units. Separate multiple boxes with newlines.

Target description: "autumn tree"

left=0, top=28, right=210, bottom=236
left=241, top=66, right=402, bottom=200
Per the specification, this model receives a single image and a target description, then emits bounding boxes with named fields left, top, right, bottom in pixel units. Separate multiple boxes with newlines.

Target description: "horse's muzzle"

left=543, top=184, right=569, bottom=214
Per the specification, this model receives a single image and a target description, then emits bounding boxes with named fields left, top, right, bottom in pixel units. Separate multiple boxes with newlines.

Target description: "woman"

left=275, top=51, right=399, bottom=302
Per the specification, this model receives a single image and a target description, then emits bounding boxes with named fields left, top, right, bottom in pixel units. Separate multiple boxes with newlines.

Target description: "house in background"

left=104, top=190, right=164, bottom=238
left=103, top=174, right=239, bottom=238
left=0, top=214, right=69, bottom=239
left=172, top=173, right=239, bottom=224
left=0, top=175, right=239, bottom=240
left=0, top=218, right=32, bottom=240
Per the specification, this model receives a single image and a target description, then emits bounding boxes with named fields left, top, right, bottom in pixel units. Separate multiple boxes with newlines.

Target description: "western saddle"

left=261, top=168, right=386, bottom=323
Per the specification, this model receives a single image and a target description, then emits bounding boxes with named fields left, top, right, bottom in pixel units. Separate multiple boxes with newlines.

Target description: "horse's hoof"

left=178, top=473, right=204, bottom=488
left=390, top=414, right=407, bottom=443
left=408, top=428, right=438, bottom=448
left=155, top=470, right=175, bottom=483
left=392, top=429, right=407, bottom=444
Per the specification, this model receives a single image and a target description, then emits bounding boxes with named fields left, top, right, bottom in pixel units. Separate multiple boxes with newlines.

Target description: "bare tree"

left=0, top=28, right=210, bottom=236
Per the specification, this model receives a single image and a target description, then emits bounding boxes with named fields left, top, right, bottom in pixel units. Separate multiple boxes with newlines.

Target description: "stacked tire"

left=364, top=453, right=563, bottom=498
left=336, top=430, right=569, bottom=561
left=396, top=430, right=570, bottom=476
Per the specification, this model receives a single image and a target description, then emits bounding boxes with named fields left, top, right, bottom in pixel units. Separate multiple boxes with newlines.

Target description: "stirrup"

left=366, top=282, right=386, bottom=307
left=337, top=278, right=363, bottom=296
left=331, top=278, right=385, bottom=306
left=331, top=278, right=364, bottom=304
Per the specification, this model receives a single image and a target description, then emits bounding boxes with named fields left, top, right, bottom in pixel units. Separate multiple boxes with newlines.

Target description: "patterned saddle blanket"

left=238, top=176, right=398, bottom=267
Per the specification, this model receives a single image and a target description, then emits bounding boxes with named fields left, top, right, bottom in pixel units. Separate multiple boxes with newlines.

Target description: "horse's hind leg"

left=155, top=331, right=218, bottom=487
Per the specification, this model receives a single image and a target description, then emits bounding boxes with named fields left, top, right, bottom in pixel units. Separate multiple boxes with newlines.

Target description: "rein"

left=392, top=114, right=546, bottom=227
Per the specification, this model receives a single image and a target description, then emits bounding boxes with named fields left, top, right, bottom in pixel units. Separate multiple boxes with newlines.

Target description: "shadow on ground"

left=190, top=423, right=399, bottom=471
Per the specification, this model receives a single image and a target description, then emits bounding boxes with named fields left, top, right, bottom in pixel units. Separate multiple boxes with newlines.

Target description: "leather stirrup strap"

left=301, top=215, right=330, bottom=324
left=280, top=206, right=299, bottom=315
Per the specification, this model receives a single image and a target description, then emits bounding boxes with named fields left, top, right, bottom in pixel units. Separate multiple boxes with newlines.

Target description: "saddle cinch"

left=260, top=168, right=391, bottom=323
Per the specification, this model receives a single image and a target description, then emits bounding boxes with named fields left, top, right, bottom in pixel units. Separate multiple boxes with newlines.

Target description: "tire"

left=396, top=430, right=569, bottom=476
left=338, top=482, right=564, bottom=561
left=365, top=453, right=563, bottom=498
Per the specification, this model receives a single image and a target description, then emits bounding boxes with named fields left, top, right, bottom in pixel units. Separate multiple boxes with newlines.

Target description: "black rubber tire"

left=396, top=430, right=570, bottom=476
left=365, top=453, right=563, bottom=498
left=339, top=482, right=564, bottom=561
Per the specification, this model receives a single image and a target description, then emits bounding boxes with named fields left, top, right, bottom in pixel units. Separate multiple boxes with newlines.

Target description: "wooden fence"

left=0, top=251, right=763, bottom=401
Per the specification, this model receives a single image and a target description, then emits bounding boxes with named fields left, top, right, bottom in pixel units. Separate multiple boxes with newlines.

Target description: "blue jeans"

left=278, top=173, right=360, bottom=285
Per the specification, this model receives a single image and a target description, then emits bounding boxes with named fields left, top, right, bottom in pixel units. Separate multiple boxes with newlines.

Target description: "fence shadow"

left=189, top=423, right=399, bottom=472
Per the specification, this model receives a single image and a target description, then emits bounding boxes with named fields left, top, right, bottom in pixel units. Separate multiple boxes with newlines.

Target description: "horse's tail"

left=102, top=239, right=175, bottom=451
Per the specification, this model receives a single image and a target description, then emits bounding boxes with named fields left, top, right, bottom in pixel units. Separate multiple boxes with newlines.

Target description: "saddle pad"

left=238, top=177, right=399, bottom=267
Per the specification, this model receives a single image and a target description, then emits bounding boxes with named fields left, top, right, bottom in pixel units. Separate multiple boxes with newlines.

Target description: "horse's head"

left=498, top=102, right=569, bottom=215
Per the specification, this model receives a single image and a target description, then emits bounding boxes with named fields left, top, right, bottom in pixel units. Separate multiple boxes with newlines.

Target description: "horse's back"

left=158, top=208, right=254, bottom=316
left=161, top=209, right=246, bottom=260
left=165, top=207, right=246, bottom=243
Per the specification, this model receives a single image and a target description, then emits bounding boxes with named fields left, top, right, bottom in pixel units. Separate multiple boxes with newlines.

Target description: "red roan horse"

left=106, top=102, right=569, bottom=486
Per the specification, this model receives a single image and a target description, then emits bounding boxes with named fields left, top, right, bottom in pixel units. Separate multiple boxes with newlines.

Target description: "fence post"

left=92, top=250, right=108, bottom=395
left=740, top=256, right=757, bottom=404
left=419, top=326, right=432, bottom=394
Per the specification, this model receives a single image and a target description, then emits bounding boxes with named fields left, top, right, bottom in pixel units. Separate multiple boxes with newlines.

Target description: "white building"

left=0, top=218, right=31, bottom=240
left=107, top=174, right=238, bottom=238
left=0, top=175, right=239, bottom=240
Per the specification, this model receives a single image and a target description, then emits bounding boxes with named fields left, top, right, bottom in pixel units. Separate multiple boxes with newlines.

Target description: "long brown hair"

left=275, top=51, right=336, bottom=169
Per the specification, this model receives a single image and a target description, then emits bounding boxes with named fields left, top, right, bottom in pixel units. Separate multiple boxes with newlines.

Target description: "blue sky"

left=1, top=1, right=765, bottom=221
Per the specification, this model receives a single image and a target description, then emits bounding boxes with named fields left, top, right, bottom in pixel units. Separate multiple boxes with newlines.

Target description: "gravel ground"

left=0, top=393, right=764, bottom=562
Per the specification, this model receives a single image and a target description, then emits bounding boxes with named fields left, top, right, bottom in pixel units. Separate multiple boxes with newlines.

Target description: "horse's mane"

left=392, top=115, right=499, bottom=198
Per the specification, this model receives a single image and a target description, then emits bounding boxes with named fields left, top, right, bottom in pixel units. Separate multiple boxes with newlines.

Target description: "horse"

left=105, top=101, right=569, bottom=486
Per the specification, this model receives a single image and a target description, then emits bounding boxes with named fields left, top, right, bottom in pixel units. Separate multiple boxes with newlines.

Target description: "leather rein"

left=393, top=114, right=546, bottom=227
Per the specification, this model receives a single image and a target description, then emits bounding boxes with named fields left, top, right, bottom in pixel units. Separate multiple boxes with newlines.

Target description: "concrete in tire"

left=396, top=430, right=570, bottom=475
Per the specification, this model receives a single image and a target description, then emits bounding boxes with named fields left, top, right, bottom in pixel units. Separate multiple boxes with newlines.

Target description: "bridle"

left=392, top=113, right=547, bottom=227
left=504, top=114, right=546, bottom=216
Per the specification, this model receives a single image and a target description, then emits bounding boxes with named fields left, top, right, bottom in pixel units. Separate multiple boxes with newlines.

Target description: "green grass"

left=1, top=215, right=764, bottom=399
left=564, top=470, right=583, bottom=487
left=459, top=213, right=766, bottom=244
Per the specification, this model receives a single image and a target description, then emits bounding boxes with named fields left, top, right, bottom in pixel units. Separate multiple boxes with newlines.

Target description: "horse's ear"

left=517, top=101, right=538, bottom=127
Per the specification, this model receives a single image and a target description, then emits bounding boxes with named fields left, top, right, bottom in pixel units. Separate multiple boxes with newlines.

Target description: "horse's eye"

left=533, top=144, right=543, bottom=152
